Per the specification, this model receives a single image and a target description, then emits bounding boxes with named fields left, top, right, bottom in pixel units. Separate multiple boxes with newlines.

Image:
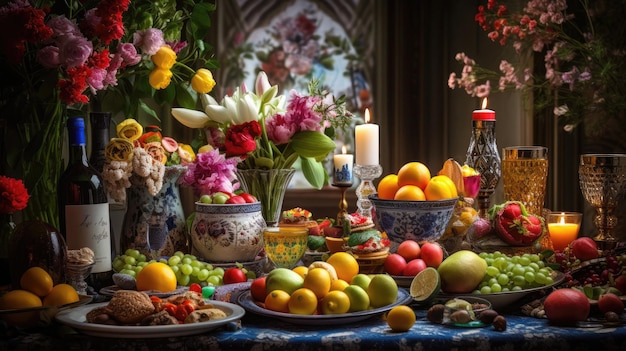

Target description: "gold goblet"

left=579, top=154, right=626, bottom=249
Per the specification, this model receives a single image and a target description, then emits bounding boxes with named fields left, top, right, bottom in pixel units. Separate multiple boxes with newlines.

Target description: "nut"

left=478, top=309, right=499, bottom=324
left=426, top=304, right=445, bottom=324
left=449, top=309, right=472, bottom=324
left=605, top=311, right=620, bottom=323
left=493, top=315, right=507, bottom=331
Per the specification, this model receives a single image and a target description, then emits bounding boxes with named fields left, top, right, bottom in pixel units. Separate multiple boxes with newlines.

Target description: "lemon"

left=386, top=305, right=416, bottom=332
left=409, top=267, right=441, bottom=304
left=320, top=290, right=350, bottom=314
left=20, top=266, right=54, bottom=297
left=42, top=284, right=79, bottom=307
left=330, top=279, right=350, bottom=291
left=0, top=289, right=43, bottom=327
left=343, top=285, right=370, bottom=312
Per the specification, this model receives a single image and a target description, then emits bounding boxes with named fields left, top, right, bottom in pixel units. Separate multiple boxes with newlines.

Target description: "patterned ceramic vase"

left=120, top=165, right=188, bottom=260
left=190, top=201, right=266, bottom=262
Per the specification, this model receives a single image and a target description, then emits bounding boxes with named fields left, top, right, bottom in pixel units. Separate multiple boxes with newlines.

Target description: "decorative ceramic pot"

left=190, top=201, right=266, bottom=262
left=236, top=168, right=295, bottom=226
left=120, top=165, right=188, bottom=259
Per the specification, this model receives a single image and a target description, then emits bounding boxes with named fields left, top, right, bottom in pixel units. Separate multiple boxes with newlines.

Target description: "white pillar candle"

left=355, top=109, right=379, bottom=165
left=333, top=145, right=353, bottom=185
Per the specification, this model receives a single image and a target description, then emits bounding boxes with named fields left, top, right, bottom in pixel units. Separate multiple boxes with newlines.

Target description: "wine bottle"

left=58, top=117, right=114, bottom=291
left=88, top=112, right=111, bottom=174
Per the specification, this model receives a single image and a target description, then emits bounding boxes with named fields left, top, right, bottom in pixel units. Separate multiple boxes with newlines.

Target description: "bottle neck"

left=89, top=112, right=111, bottom=151
left=68, top=119, right=89, bottom=166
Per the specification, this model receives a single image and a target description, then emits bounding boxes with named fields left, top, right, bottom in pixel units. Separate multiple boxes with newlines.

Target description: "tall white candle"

left=355, top=109, right=379, bottom=165
left=333, top=145, right=353, bottom=185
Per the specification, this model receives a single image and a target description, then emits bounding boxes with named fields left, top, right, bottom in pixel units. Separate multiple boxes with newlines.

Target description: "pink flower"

left=133, top=28, right=165, bottom=55
left=37, top=46, right=60, bottom=68
left=59, top=36, right=93, bottom=68
left=47, top=15, right=81, bottom=39
left=87, top=67, right=107, bottom=93
left=266, top=113, right=296, bottom=145
left=181, top=149, right=239, bottom=196
left=117, top=42, right=141, bottom=65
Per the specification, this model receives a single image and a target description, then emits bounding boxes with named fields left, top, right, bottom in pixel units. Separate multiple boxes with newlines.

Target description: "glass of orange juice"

left=547, top=212, right=582, bottom=251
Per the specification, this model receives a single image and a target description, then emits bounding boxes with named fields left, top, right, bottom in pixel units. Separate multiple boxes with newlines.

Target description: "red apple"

left=571, top=237, right=599, bottom=261
left=397, top=240, right=421, bottom=261
left=543, top=288, right=590, bottom=326
left=614, top=275, right=626, bottom=295
left=420, top=242, right=444, bottom=268
left=403, top=258, right=427, bottom=276
left=597, top=293, right=625, bottom=314
left=384, top=253, right=407, bottom=276
left=250, top=276, right=267, bottom=302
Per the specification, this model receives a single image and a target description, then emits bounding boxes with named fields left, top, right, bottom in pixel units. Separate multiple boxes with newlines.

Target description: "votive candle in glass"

left=547, top=212, right=582, bottom=251
left=333, top=145, right=353, bottom=186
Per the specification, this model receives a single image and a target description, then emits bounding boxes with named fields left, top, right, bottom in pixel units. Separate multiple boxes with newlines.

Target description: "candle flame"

left=365, top=108, right=371, bottom=123
left=481, top=98, right=488, bottom=109
left=342, top=145, right=347, bottom=154
left=559, top=212, right=566, bottom=224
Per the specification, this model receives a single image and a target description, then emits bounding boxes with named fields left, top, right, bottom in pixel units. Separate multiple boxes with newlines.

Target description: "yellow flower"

left=116, top=119, right=143, bottom=141
left=191, top=68, right=216, bottom=93
left=177, top=143, right=196, bottom=163
left=104, top=138, right=135, bottom=162
left=197, top=144, right=214, bottom=154
left=151, top=46, right=177, bottom=69
left=149, top=68, right=173, bottom=90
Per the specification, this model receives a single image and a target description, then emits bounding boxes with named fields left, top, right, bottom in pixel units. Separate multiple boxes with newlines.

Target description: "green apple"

left=265, top=268, right=304, bottom=295
left=212, top=192, right=230, bottom=204
left=199, top=194, right=212, bottom=204
left=367, top=274, right=398, bottom=308
left=350, top=273, right=372, bottom=291
left=344, top=285, right=370, bottom=312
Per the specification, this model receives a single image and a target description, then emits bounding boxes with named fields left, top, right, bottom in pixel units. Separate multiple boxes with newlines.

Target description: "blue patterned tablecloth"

left=2, top=296, right=626, bottom=351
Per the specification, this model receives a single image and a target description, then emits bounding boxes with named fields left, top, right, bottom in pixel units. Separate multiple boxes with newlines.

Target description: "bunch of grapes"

left=112, top=249, right=232, bottom=286
left=475, top=251, right=556, bottom=294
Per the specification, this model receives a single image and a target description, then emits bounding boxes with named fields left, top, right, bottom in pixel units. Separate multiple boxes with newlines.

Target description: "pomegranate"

left=571, top=237, right=599, bottom=261
left=543, top=289, right=590, bottom=326
left=597, top=293, right=625, bottom=315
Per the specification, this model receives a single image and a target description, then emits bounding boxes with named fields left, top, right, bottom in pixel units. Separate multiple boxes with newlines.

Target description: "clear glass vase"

left=236, top=169, right=295, bottom=226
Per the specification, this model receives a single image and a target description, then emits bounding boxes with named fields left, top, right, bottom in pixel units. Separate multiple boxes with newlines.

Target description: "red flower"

left=0, top=2, right=53, bottom=64
left=224, top=121, right=262, bottom=158
left=0, top=176, right=29, bottom=214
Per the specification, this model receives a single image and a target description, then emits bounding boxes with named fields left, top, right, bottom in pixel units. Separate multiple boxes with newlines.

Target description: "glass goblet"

left=579, top=154, right=626, bottom=249
left=263, top=227, right=308, bottom=269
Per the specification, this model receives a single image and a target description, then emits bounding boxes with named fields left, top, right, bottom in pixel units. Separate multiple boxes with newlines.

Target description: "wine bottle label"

left=64, top=203, right=112, bottom=274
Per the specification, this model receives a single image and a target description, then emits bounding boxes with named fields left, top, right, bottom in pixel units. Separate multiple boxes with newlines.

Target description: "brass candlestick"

left=333, top=184, right=351, bottom=225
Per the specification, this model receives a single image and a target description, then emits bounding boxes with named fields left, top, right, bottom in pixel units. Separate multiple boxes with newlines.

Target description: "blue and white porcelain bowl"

left=369, top=195, right=457, bottom=246
left=190, top=202, right=266, bottom=262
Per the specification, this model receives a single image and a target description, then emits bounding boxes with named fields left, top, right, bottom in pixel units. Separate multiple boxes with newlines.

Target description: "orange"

left=302, top=268, right=331, bottom=299
left=20, top=266, right=53, bottom=297
left=397, top=162, right=431, bottom=190
left=394, top=185, right=426, bottom=201
left=136, top=262, right=177, bottom=292
left=424, top=175, right=458, bottom=200
left=377, top=174, right=400, bottom=200
left=386, top=305, right=416, bottom=332
left=42, top=284, right=79, bottom=306
left=326, top=252, right=359, bottom=282
left=0, top=289, right=42, bottom=327
left=330, top=279, right=350, bottom=291
left=288, top=288, right=318, bottom=315
left=265, top=290, right=291, bottom=313
left=320, top=290, right=351, bottom=314
left=292, top=265, right=309, bottom=279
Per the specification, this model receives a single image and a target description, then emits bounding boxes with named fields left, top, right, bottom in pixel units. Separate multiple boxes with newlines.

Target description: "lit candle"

left=355, top=109, right=379, bottom=165
left=333, top=145, right=353, bottom=186
left=547, top=212, right=581, bottom=251
left=472, top=98, right=496, bottom=121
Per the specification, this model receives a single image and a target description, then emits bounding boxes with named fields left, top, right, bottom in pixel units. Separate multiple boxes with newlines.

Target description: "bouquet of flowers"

left=0, top=0, right=217, bottom=227
left=101, top=118, right=197, bottom=202
left=171, top=71, right=353, bottom=190
left=448, top=0, right=626, bottom=132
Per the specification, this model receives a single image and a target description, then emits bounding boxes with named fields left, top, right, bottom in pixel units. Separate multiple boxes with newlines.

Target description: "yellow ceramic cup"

left=263, top=227, right=308, bottom=269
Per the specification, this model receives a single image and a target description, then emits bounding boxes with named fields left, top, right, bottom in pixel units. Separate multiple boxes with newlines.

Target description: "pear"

left=437, top=250, right=487, bottom=294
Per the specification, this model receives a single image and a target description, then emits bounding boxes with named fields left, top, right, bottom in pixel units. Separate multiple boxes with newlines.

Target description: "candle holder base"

left=332, top=183, right=351, bottom=225
left=353, top=164, right=382, bottom=218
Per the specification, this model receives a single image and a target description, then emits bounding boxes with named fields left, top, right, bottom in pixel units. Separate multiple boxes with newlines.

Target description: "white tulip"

left=171, top=108, right=211, bottom=128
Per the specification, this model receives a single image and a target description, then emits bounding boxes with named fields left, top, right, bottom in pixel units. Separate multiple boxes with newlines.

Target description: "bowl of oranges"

left=0, top=266, right=91, bottom=328
left=371, top=161, right=459, bottom=246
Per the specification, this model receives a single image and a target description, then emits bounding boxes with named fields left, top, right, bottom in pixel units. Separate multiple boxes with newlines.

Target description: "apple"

left=614, top=275, right=626, bottom=295
left=250, top=276, right=267, bottom=302
left=199, top=194, right=212, bottom=204
left=212, top=192, right=230, bottom=204
left=597, top=293, right=624, bottom=314
left=420, top=242, right=444, bottom=268
left=383, top=253, right=407, bottom=276
left=543, top=288, right=590, bottom=326
left=397, top=240, right=421, bottom=261
left=571, top=237, right=599, bottom=261
left=403, top=258, right=426, bottom=276
left=239, top=192, right=257, bottom=203
left=226, top=195, right=246, bottom=204
left=223, top=267, right=247, bottom=284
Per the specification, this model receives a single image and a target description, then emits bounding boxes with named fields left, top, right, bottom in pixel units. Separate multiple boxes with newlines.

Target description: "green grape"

left=512, top=275, right=526, bottom=287
left=535, top=272, right=547, bottom=284
left=113, top=257, right=125, bottom=272
left=490, top=283, right=502, bottom=293
left=124, top=256, right=136, bottom=265
left=168, top=255, right=181, bottom=266
left=181, top=263, right=193, bottom=276
left=486, top=266, right=500, bottom=277
left=178, top=274, right=191, bottom=286
left=497, top=273, right=509, bottom=285
left=191, top=260, right=203, bottom=268
left=198, top=269, right=210, bottom=281
left=480, top=286, right=492, bottom=294
left=125, top=249, right=140, bottom=258
left=528, top=262, right=540, bottom=271
left=512, top=286, right=522, bottom=291
left=120, top=268, right=136, bottom=277
left=524, top=271, right=535, bottom=283
left=192, top=267, right=200, bottom=276
left=213, top=267, right=225, bottom=276
left=512, top=265, right=525, bottom=276
left=518, top=256, right=531, bottom=266
left=174, top=251, right=185, bottom=258
left=207, top=275, right=221, bottom=286
left=182, top=257, right=192, bottom=265
left=170, top=265, right=179, bottom=274
left=137, top=254, right=147, bottom=263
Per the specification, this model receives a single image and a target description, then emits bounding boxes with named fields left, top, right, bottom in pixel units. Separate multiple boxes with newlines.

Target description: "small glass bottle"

left=58, top=117, right=114, bottom=291
left=89, top=112, right=111, bottom=174
left=465, top=106, right=501, bottom=218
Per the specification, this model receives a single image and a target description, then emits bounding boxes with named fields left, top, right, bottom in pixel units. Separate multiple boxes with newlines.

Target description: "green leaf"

left=175, top=84, right=197, bottom=109
left=291, top=131, right=335, bottom=158
left=307, top=235, right=326, bottom=250
left=138, top=100, right=159, bottom=121
left=347, top=230, right=380, bottom=247
left=301, top=157, right=326, bottom=189
left=191, top=2, right=216, bottom=39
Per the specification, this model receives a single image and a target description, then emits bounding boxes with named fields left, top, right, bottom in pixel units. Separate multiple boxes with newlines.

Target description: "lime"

left=409, top=267, right=440, bottom=303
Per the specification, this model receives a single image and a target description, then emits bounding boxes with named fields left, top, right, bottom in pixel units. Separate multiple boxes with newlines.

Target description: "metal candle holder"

left=353, top=163, right=382, bottom=218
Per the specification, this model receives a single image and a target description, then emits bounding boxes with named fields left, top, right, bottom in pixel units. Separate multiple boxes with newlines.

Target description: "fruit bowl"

left=369, top=195, right=457, bottom=246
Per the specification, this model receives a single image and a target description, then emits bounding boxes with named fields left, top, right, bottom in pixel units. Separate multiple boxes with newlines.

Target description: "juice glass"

left=502, top=146, right=548, bottom=216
